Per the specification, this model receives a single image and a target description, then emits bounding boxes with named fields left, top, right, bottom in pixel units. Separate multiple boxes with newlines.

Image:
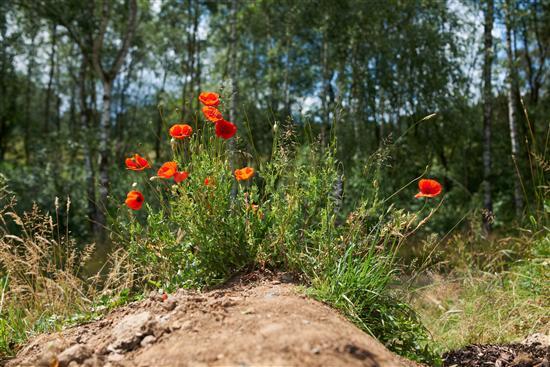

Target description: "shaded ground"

left=443, top=338, right=549, bottom=367
left=5, top=273, right=420, bottom=367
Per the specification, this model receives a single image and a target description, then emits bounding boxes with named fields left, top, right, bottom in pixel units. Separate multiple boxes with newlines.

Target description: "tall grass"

left=0, top=174, right=132, bottom=357
left=410, top=232, right=549, bottom=354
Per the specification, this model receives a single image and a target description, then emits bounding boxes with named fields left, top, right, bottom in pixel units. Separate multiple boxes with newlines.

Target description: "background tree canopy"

left=0, top=0, right=548, bottom=244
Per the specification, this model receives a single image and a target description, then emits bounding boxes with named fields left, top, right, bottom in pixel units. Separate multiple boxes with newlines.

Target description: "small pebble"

left=162, top=298, right=177, bottom=311
left=140, top=335, right=156, bottom=348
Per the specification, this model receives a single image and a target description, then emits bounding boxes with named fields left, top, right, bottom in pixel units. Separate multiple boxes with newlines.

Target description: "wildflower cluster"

left=123, top=91, right=253, bottom=211
left=117, top=95, right=443, bottom=362
left=120, top=91, right=443, bottom=284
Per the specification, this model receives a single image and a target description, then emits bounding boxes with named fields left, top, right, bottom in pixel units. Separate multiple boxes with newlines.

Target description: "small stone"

left=81, top=355, right=104, bottom=367
left=57, top=344, right=92, bottom=367
left=35, top=340, right=68, bottom=367
left=522, top=333, right=550, bottom=347
left=162, top=298, right=177, bottom=311
left=179, top=320, right=193, bottom=330
left=156, top=314, right=171, bottom=324
left=107, top=311, right=153, bottom=353
left=35, top=354, right=58, bottom=367
left=140, top=335, right=157, bottom=347
left=311, top=347, right=321, bottom=354
left=107, top=353, right=125, bottom=362
left=221, top=299, right=235, bottom=307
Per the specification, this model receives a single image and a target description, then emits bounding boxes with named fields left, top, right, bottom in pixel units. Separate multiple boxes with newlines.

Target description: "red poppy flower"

left=202, top=106, right=223, bottom=123
left=174, top=171, right=189, bottom=183
left=204, top=177, right=211, bottom=186
left=235, top=167, right=255, bottom=181
left=169, top=124, right=193, bottom=140
left=198, top=92, right=220, bottom=107
left=125, top=154, right=150, bottom=171
left=215, top=120, right=237, bottom=140
left=125, top=190, right=144, bottom=210
left=158, top=161, right=178, bottom=179
left=415, top=179, right=442, bottom=198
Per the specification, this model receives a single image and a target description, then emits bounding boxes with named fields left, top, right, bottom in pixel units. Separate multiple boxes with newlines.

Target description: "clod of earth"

left=6, top=276, right=421, bottom=367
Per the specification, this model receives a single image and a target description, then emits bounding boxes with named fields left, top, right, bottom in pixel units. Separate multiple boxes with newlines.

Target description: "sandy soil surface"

left=5, top=273, right=421, bottom=367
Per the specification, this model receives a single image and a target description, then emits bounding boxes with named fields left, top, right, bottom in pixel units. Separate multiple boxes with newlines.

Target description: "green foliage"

left=117, top=112, right=439, bottom=363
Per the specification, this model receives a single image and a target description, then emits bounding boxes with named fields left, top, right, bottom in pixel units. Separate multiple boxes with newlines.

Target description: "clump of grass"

left=0, top=174, right=133, bottom=357
left=410, top=231, right=549, bottom=354
left=117, top=99, right=441, bottom=364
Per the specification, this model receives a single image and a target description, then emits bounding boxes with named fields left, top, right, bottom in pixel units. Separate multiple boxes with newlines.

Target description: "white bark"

left=505, top=0, right=524, bottom=216
left=482, top=0, right=494, bottom=233
left=92, top=0, right=139, bottom=241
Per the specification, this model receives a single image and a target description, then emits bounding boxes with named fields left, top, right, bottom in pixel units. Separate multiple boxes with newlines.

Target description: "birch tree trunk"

left=283, top=18, right=291, bottom=118
left=229, top=0, right=238, bottom=124
left=482, top=0, right=494, bottom=233
left=24, top=32, right=37, bottom=164
left=155, top=69, right=168, bottom=160
left=78, top=56, right=98, bottom=235
left=321, top=24, right=330, bottom=147
left=92, top=0, right=138, bottom=242
left=44, top=23, right=57, bottom=133
left=228, top=0, right=239, bottom=199
left=95, top=80, right=112, bottom=237
left=505, top=0, right=524, bottom=217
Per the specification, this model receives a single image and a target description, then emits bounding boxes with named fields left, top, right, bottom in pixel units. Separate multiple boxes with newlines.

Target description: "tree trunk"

left=96, top=80, right=112, bottom=241
left=229, top=0, right=238, bottom=124
left=505, top=0, right=524, bottom=217
left=45, top=24, right=57, bottom=133
left=191, top=0, right=199, bottom=113
left=195, top=0, right=201, bottom=109
left=78, top=56, right=98, bottom=236
left=283, top=18, right=291, bottom=118
left=180, top=0, right=194, bottom=122
left=90, top=0, right=138, bottom=243
left=350, top=32, right=361, bottom=150
left=482, top=0, right=494, bottom=233
left=228, top=0, right=239, bottom=198
left=24, top=33, right=37, bottom=164
left=155, top=70, right=167, bottom=160
left=320, top=20, right=331, bottom=147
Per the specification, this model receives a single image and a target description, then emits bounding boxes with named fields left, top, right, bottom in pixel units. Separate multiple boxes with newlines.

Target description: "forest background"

left=0, top=0, right=548, bottom=259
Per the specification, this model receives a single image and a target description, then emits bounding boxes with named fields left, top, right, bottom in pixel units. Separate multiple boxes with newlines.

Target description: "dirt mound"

left=443, top=337, right=549, bottom=367
left=6, top=274, right=421, bottom=367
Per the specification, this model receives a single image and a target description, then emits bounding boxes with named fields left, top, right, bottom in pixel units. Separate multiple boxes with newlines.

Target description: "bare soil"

left=5, top=273, right=421, bottom=367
